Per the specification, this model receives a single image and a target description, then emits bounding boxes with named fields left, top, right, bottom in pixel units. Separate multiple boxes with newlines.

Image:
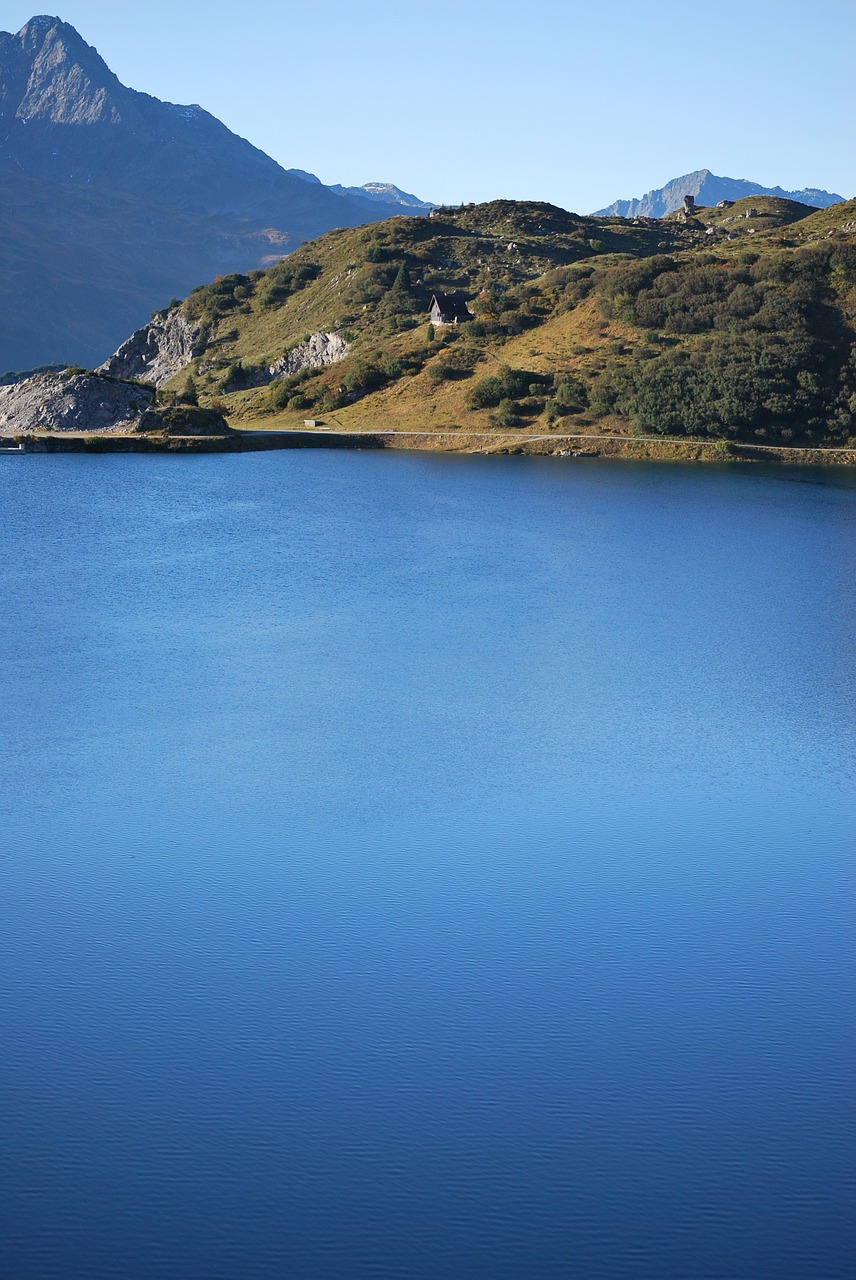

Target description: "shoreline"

left=2, top=428, right=855, bottom=467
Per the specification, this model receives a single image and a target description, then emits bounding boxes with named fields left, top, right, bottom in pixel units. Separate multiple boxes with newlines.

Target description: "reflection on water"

left=0, top=453, right=853, bottom=1279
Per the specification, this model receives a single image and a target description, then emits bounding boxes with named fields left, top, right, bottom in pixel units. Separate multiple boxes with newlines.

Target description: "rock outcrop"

left=0, top=368, right=231, bottom=436
left=134, top=406, right=233, bottom=437
left=0, top=370, right=155, bottom=432
left=269, top=332, right=350, bottom=380
left=98, top=312, right=201, bottom=388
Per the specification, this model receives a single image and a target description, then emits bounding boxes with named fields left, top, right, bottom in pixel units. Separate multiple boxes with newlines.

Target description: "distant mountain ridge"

left=329, top=182, right=433, bottom=211
left=288, top=172, right=433, bottom=211
left=595, top=169, right=845, bottom=218
left=0, top=15, right=432, bottom=369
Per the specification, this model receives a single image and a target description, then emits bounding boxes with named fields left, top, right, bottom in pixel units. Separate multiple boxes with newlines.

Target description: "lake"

left=0, top=451, right=853, bottom=1279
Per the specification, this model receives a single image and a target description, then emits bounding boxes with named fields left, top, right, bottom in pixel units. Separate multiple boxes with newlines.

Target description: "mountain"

left=595, top=169, right=845, bottom=218
left=328, top=182, right=433, bottom=211
left=0, top=15, right=429, bottom=370
left=99, top=194, right=856, bottom=454
left=289, top=171, right=433, bottom=211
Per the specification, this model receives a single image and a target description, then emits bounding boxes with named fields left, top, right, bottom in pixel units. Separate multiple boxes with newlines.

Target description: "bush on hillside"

left=553, top=377, right=588, bottom=413
left=255, top=261, right=320, bottom=310
left=489, top=398, right=523, bottom=428
left=467, top=366, right=547, bottom=410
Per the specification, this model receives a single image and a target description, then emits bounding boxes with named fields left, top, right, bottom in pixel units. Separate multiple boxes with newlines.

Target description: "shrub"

left=351, top=263, right=394, bottom=305
left=255, top=261, right=320, bottom=310
left=468, top=375, right=505, bottom=409
left=288, top=393, right=313, bottom=411
left=342, top=360, right=387, bottom=395
left=269, top=382, right=291, bottom=410
left=380, top=356, right=408, bottom=380
left=553, top=378, right=588, bottom=412
left=490, top=399, right=523, bottom=428
left=467, top=366, right=545, bottom=409
left=179, top=373, right=198, bottom=406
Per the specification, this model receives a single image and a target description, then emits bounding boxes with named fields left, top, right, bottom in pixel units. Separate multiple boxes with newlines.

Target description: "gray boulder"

left=0, top=370, right=154, bottom=432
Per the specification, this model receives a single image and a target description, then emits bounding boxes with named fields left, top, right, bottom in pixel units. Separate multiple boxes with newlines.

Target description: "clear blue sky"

left=4, top=0, right=854, bottom=210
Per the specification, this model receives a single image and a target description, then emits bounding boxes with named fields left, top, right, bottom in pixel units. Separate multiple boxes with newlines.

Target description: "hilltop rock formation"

left=595, top=169, right=845, bottom=218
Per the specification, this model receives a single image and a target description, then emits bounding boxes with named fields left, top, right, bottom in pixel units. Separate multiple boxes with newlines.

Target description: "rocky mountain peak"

left=0, top=15, right=438, bottom=369
left=17, top=15, right=60, bottom=47
left=595, top=169, right=844, bottom=218
left=18, top=15, right=101, bottom=67
left=3, top=14, right=124, bottom=124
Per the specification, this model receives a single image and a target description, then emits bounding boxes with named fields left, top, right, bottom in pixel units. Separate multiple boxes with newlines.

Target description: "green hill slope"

left=144, top=197, right=856, bottom=449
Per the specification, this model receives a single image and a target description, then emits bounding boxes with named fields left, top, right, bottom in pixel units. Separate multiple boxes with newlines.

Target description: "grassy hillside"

left=164, top=197, right=856, bottom=449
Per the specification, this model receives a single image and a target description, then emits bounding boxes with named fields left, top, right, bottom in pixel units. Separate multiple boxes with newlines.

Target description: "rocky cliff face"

left=269, top=332, right=351, bottom=380
left=99, top=311, right=202, bottom=388
left=0, top=370, right=155, bottom=432
left=595, top=169, right=845, bottom=218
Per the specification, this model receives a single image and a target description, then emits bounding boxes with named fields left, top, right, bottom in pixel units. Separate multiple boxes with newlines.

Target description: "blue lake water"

left=0, top=451, right=853, bottom=1279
